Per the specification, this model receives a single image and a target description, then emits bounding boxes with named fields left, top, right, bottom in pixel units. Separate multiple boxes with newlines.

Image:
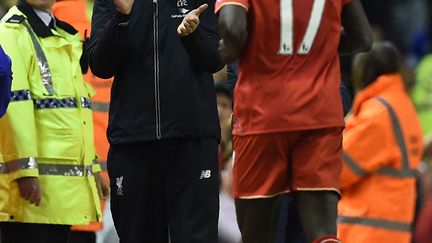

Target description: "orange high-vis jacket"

left=338, top=74, right=424, bottom=243
left=53, top=0, right=112, bottom=232
left=52, top=0, right=90, bottom=39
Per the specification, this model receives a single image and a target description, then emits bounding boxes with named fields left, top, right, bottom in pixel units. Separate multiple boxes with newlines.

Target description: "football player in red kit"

left=216, top=0, right=372, bottom=242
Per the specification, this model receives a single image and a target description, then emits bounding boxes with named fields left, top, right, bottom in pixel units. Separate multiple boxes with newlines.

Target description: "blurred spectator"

left=361, top=0, right=390, bottom=32
left=391, top=0, right=428, bottom=54
left=362, top=0, right=428, bottom=56
left=424, top=139, right=432, bottom=161
left=411, top=6, right=432, bottom=239
left=96, top=200, right=119, bottom=243
left=411, top=54, right=432, bottom=159
left=0, top=0, right=108, bottom=242
left=414, top=182, right=432, bottom=243
left=338, top=42, right=423, bottom=243
left=214, top=81, right=242, bottom=243
left=215, top=81, right=233, bottom=169
left=0, top=45, right=12, bottom=118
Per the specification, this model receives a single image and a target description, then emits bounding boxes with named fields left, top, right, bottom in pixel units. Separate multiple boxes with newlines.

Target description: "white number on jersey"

left=278, top=0, right=326, bottom=55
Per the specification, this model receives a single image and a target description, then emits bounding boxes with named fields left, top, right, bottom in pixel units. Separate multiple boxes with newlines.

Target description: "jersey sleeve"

left=215, top=0, right=250, bottom=14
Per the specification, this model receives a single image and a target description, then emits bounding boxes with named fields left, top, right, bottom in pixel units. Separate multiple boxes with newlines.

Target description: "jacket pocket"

left=36, top=109, right=82, bottom=161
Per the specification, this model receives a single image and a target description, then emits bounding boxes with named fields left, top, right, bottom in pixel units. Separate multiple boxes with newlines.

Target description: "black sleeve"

left=340, top=82, right=354, bottom=116
left=227, top=63, right=238, bottom=89
left=180, top=0, right=223, bottom=73
left=86, top=0, right=130, bottom=79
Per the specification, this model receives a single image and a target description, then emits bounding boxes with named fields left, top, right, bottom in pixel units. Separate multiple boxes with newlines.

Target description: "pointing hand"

left=177, top=4, right=208, bottom=36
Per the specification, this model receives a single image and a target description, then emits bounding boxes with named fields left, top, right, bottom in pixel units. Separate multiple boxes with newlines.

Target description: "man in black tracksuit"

left=87, top=0, right=222, bottom=242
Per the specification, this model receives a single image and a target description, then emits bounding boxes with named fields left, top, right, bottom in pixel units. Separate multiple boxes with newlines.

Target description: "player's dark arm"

left=218, top=5, right=248, bottom=64
left=181, top=0, right=224, bottom=73
left=86, top=0, right=129, bottom=79
left=339, top=0, right=373, bottom=55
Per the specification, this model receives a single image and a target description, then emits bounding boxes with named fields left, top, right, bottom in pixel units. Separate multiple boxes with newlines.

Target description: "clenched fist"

left=114, top=0, right=134, bottom=15
left=17, top=177, right=41, bottom=206
left=177, top=4, right=208, bottom=36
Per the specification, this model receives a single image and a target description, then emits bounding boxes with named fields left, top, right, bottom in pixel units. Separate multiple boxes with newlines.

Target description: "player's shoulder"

left=215, top=0, right=250, bottom=13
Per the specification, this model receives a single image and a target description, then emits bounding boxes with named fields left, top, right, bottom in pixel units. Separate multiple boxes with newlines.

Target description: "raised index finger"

left=194, top=4, right=208, bottom=16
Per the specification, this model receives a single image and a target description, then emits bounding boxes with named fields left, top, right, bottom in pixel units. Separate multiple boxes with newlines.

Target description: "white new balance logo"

left=199, top=170, right=211, bottom=179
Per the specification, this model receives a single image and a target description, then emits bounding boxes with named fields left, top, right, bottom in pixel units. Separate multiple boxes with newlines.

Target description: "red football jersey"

left=216, top=0, right=351, bottom=135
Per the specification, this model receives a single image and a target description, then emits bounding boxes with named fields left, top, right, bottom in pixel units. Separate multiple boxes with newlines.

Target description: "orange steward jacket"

left=338, top=74, right=423, bottom=243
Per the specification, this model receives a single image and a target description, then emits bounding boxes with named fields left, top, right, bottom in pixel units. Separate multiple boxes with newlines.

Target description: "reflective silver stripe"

left=98, top=160, right=107, bottom=172
left=10, top=90, right=32, bottom=102
left=344, top=98, right=417, bottom=179
left=11, top=93, right=91, bottom=110
left=34, top=98, right=77, bottom=109
left=375, top=98, right=410, bottom=170
left=22, top=21, right=55, bottom=95
left=92, top=159, right=107, bottom=171
left=0, top=160, right=94, bottom=176
left=343, top=152, right=367, bottom=176
left=0, top=158, right=37, bottom=174
left=338, top=216, right=411, bottom=232
left=80, top=97, right=92, bottom=109
left=377, top=167, right=418, bottom=178
left=344, top=152, right=417, bottom=178
left=92, top=102, right=110, bottom=112
left=38, top=164, right=93, bottom=176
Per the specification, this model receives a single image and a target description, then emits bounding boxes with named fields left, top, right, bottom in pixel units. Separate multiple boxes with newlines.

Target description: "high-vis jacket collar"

left=17, top=1, right=77, bottom=38
left=353, top=74, right=406, bottom=114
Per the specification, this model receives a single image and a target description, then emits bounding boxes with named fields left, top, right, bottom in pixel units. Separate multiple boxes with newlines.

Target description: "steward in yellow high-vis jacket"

left=52, top=1, right=111, bottom=242
left=0, top=1, right=103, bottom=242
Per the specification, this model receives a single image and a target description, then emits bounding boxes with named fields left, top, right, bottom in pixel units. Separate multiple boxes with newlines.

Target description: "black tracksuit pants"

left=107, top=138, right=219, bottom=243
left=0, top=222, right=71, bottom=243
left=68, top=231, right=96, bottom=243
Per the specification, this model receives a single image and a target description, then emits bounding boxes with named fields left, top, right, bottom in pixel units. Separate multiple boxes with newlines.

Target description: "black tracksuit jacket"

left=88, top=0, right=222, bottom=145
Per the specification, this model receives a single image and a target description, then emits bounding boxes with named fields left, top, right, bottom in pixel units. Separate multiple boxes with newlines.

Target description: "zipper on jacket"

left=153, top=0, right=162, bottom=139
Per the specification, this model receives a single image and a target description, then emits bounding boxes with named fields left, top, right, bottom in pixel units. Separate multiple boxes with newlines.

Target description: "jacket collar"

left=33, top=8, right=54, bottom=27
left=353, top=74, right=405, bottom=114
left=17, top=1, right=78, bottom=38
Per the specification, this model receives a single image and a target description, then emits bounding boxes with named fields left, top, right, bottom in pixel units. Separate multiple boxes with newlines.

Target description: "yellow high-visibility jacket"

left=53, top=0, right=111, bottom=232
left=0, top=4, right=101, bottom=225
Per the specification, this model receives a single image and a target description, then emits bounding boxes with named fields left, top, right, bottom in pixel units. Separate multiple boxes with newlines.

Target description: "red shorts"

left=232, top=128, right=343, bottom=199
